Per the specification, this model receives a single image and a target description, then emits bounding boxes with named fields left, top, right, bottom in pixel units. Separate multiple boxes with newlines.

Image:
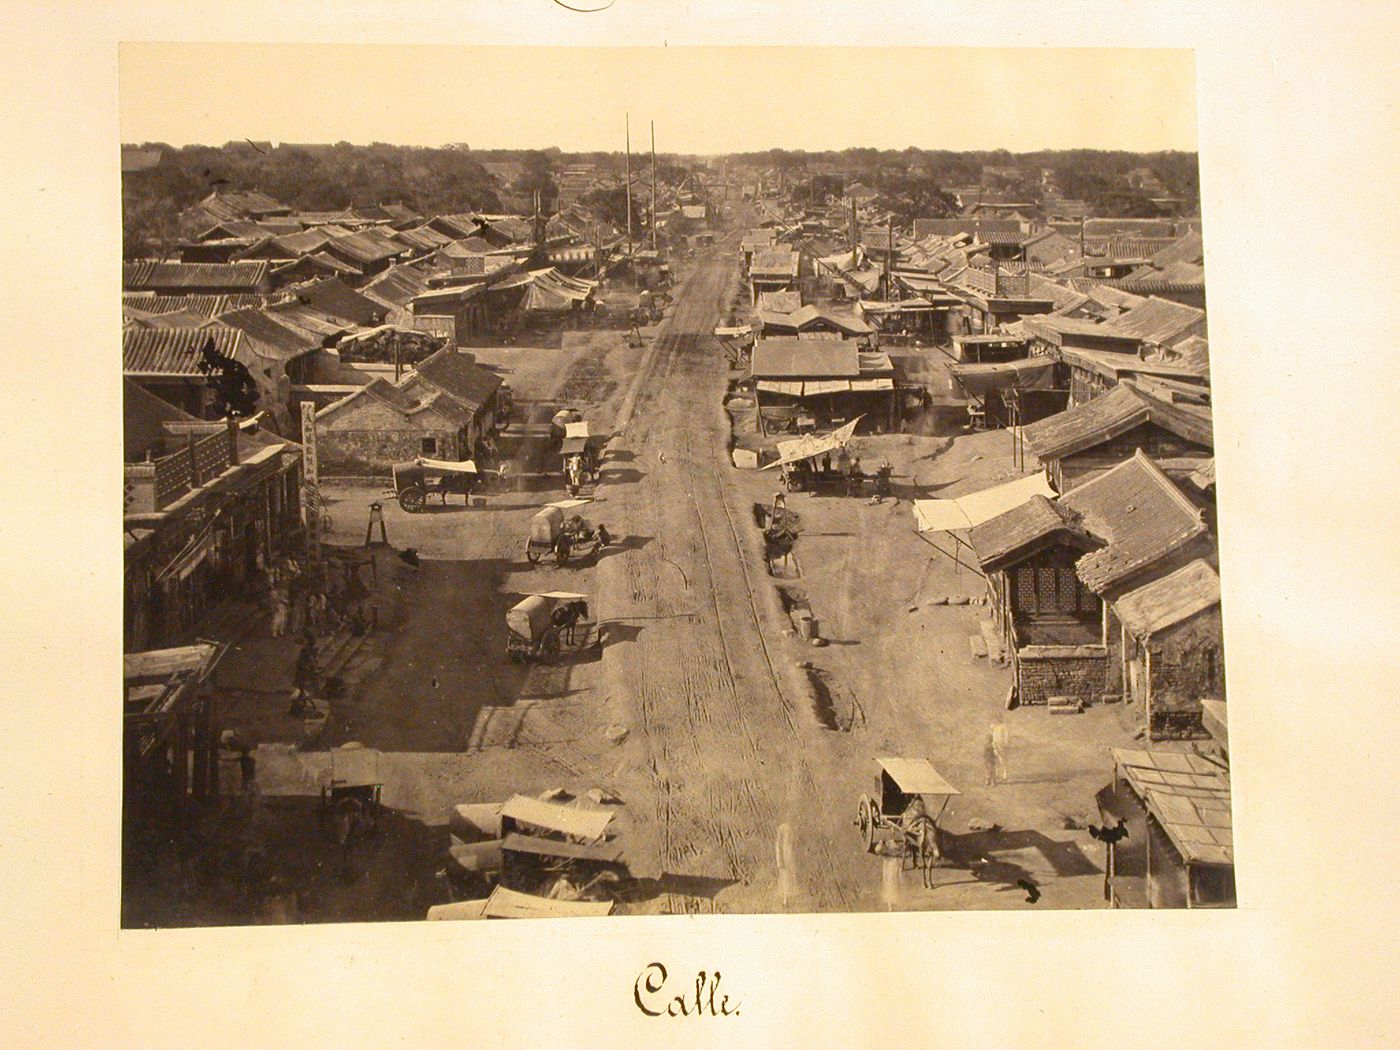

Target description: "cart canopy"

left=327, top=744, right=380, bottom=788
left=500, top=793, right=614, bottom=841
left=563, top=420, right=590, bottom=440
left=416, top=456, right=480, bottom=474
left=876, top=757, right=960, bottom=797
left=529, top=505, right=564, bottom=544
left=501, top=832, right=625, bottom=864
left=482, top=885, right=614, bottom=919
left=506, top=595, right=554, bottom=641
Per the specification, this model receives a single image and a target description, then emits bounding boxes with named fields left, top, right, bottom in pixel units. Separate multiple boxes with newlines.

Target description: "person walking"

left=269, top=581, right=290, bottom=638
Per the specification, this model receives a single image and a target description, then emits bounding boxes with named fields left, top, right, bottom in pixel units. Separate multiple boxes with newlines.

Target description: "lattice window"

left=1016, top=566, right=1037, bottom=614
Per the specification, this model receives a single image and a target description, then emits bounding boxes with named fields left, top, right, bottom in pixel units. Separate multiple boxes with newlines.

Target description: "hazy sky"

left=120, top=44, right=1197, bottom=154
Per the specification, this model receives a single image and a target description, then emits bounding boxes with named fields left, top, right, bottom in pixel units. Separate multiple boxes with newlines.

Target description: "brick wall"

left=1148, top=606, right=1224, bottom=740
left=1016, top=645, right=1111, bottom=704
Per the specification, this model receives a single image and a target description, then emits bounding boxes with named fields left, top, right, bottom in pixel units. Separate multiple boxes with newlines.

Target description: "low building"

left=1098, top=748, right=1235, bottom=909
left=750, top=337, right=896, bottom=434
left=748, top=248, right=801, bottom=304
left=123, top=382, right=302, bottom=651
left=971, top=451, right=1212, bottom=706
left=1113, top=559, right=1224, bottom=739
left=757, top=303, right=873, bottom=339
left=1022, top=382, right=1214, bottom=492
left=314, top=347, right=502, bottom=474
left=124, top=260, right=273, bottom=297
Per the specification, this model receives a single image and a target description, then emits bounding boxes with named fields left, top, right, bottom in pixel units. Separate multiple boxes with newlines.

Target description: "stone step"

left=968, top=634, right=989, bottom=659
left=979, top=619, right=1006, bottom=664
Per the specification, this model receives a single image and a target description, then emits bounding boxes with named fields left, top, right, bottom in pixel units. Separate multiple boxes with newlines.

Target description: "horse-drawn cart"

left=560, top=422, right=599, bottom=496
left=319, top=744, right=383, bottom=844
left=438, top=793, right=632, bottom=908
left=505, top=591, right=593, bottom=663
left=391, top=458, right=489, bottom=512
left=856, top=757, right=960, bottom=887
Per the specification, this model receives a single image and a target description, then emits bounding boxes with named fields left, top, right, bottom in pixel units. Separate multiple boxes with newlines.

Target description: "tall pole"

left=650, top=120, right=658, bottom=252
left=624, top=113, right=634, bottom=259
left=885, top=215, right=893, bottom=300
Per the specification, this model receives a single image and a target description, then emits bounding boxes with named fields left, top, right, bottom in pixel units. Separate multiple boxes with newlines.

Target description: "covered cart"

left=392, top=458, right=488, bottom=512
left=505, top=591, right=593, bottom=662
left=525, top=505, right=565, bottom=563
left=560, top=421, right=599, bottom=496
left=550, top=408, right=584, bottom=446
left=762, top=416, right=865, bottom=495
left=319, top=744, right=383, bottom=841
left=439, top=794, right=631, bottom=905
left=856, top=757, right=960, bottom=887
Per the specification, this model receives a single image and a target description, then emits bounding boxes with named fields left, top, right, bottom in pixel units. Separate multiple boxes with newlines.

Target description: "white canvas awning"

left=756, top=380, right=804, bottom=396
left=416, top=457, right=479, bottom=473
left=803, top=379, right=850, bottom=395
left=913, top=472, right=1057, bottom=533
left=498, top=794, right=613, bottom=842
left=763, top=416, right=864, bottom=469
left=849, top=377, right=895, bottom=392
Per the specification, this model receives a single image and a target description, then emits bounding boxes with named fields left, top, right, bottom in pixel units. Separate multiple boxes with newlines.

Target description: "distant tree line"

left=732, top=146, right=1200, bottom=216
left=121, top=142, right=709, bottom=257
left=122, top=141, right=509, bottom=256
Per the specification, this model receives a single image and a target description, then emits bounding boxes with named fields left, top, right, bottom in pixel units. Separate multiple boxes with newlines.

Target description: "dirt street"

left=192, top=225, right=1139, bottom=924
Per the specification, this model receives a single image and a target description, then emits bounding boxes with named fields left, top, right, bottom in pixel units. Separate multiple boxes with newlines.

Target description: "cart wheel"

left=857, top=797, right=874, bottom=852
left=526, top=548, right=541, bottom=564
left=400, top=486, right=425, bottom=513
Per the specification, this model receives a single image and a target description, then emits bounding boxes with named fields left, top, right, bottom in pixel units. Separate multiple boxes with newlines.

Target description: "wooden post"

left=624, top=113, right=633, bottom=260
left=300, top=401, right=320, bottom=563
left=650, top=120, right=658, bottom=253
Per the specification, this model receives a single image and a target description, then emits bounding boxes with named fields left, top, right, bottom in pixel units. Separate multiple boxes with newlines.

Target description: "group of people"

left=267, top=553, right=369, bottom=642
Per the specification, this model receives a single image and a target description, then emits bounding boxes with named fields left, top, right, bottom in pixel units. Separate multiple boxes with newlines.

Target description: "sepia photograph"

left=4, top=1, right=1400, bottom=1045
left=118, top=43, right=1232, bottom=927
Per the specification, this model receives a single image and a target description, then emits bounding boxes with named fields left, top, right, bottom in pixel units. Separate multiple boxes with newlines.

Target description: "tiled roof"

left=1021, top=384, right=1152, bottom=460
left=270, top=253, right=362, bottom=280
left=1083, top=237, right=1179, bottom=259
left=1147, top=232, right=1204, bottom=269
left=968, top=495, right=1093, bottom=572
left=122, top=293, right=257, bottom=317
left=211, top=307, right=317, bottom=360
left=1082, top=219, right=1177, bottom=238
left=393, top=225, right=453, bottom=251
left=913, top=218, right=1021, bottom=240
left=1112, top=296, right=1205, bottom=345
left=751, top=338, right=860, bottom=379
left=277, top=276, right=384, bottom=326
left=363, top=264, right=430, bottom=308
left=410, top=347, right=504, bottom=411
left=751, top=248, right=800, bottom=276
left=324, top=229, right=406, bottom=265
left=1114, top=559, right=1220, bottom=638
left=124, top=325, right=243, bottom=376
left=124, top=260, right=270, bottom=293
left=1061, top=450, right=1208, bottom=593
left=268, top=229, right=335, bottom=256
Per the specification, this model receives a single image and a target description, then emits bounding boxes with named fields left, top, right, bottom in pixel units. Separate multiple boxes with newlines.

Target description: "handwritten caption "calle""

left=634, top=963, right=741, bottom=1017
